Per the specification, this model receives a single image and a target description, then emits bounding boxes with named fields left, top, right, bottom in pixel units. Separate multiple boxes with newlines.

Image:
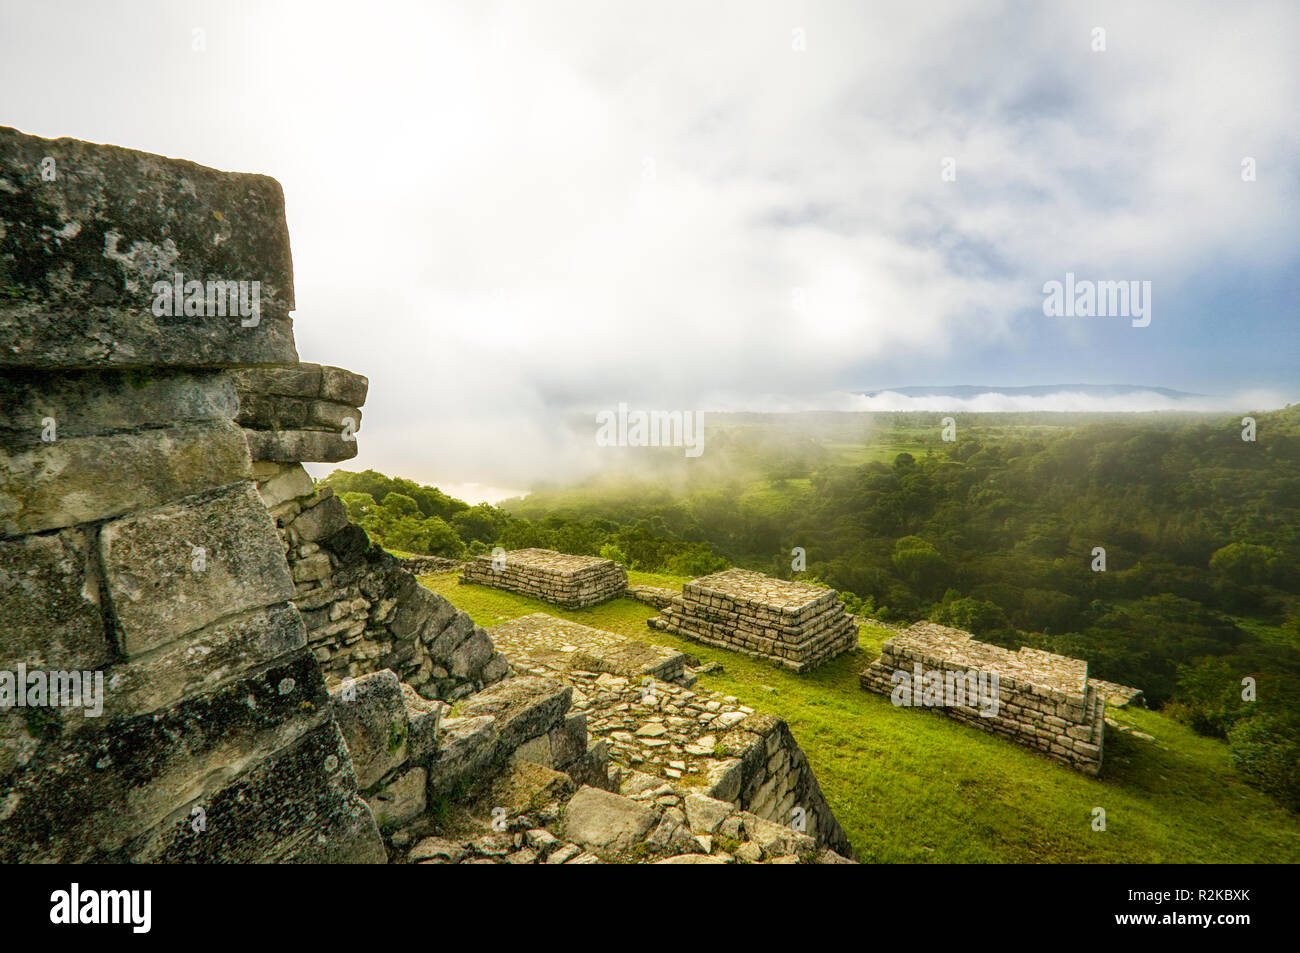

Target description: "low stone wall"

left=1089, top=677, right=1144, bottom=708
left=859, top=622, right=1107, bottom=775
left=461, top=548, right=628, bottom=608
left=650, top=569, right=858, bottom=672
left=398, top=555, right=466, bottom=575
left=626, top=584, right=679, bottom=609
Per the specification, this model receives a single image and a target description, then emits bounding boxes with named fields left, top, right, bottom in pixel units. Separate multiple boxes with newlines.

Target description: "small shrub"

left=1228, top=712, right=1300, bottom=812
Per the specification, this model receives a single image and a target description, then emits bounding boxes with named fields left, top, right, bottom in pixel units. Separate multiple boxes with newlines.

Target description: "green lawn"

left=421, top=571, right=1300, bottom=863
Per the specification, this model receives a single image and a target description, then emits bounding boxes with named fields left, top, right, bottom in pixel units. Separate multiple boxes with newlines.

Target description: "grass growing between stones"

left=420, top=571, right=1300, bottom=863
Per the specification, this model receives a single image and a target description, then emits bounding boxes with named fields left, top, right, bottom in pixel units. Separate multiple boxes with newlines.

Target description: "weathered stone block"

left=256, top=463, right=314, bottom=509
left=684, top=792, right=735, bottom=836
left=229, top=364, right=321, bottom=398
left=0, top=369, right=237, bottom=445
left=426, top=715, right=498, bottom=797
left=0, top=420, right=252, bottom=538
left=458, top=676, right=571, bottom=756
left=244, top=429, right=358, bottom=463
left=0, top=651, right=329, bottom=863
left=550, top=713, right=588, bottom=768
left=400, top=683, right=442, bottom=762
left=367, top=766, right=427, bottom=830
left=0, top=527, right=109, bottom=669
left=328, top=669, right=410, bottom=790
left=448, top=628, right=494, bottom=679
left=99, top=481, right=294, bottom=653
left=320, top=365, right=369, bottom=406
left=123, top=721, right=385, bottom=864
left=561, top=785, right=656, bottom=855
left=0, top=125, right=296, bottom=369
left=100, top=601, right=306, bottom=720
left=292, top=552, right=333, bottom=583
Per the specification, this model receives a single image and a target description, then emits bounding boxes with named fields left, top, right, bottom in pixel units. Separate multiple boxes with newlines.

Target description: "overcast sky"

left=3, top=0, right=1297, bottom=498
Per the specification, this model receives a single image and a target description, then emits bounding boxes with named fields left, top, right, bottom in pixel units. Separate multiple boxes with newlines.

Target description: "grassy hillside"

left=421, top=570, right=1300, bottom=863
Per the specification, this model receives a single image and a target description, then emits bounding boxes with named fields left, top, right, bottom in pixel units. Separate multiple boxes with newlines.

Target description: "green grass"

left=422, top=571, right=1300, bottom=863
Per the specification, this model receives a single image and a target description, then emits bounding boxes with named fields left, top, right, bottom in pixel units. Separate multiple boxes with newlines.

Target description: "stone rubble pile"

left=403, top=780, right=855, bottom=865
left=327, top=669, right=616, bottom=847
left=488, top=613, right=856, bottom=859
left=461, top=548, right=628, bottom=609
left=650, top=569, right=858, bottom=672
left=859, top=622, right=1109, bottom=775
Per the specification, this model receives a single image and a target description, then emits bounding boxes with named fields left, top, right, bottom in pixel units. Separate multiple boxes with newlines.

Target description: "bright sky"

left=3, top=0, right=1297, bottom=496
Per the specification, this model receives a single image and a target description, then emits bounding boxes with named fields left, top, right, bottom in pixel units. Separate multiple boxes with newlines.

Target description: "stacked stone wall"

left=0, top=126, right=384, bottom=863
left=650, top=569, right=858, bottom=672
left=249, top=463, right=510, bottom=702
left=461, top=548, right=627, bottom=608
left=860, top=623, right=1106, bottom=775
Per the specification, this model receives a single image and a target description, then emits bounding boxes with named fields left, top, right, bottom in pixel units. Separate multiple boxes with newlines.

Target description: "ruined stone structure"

left=248, top=466, right=509, bottom=700
left=0, top=126, right=383, bottom=862
left=859, top=622, right=1109, bottom=775
left=231, top=362, right=365, bottom=463
left=1088, top=677, right=1144, bottom=708
left=482, top=612, right=856, bottom=861
left=626, top=584, right=678, bottom=609
left=1, top=126, right=852, bottom=865
left=650, top=569, right=859, bottom=672
left=461, top=548, right=628, bottom=608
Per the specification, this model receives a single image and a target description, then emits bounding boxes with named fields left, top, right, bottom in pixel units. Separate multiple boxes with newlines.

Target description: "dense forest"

left=323, top=405, right=1300, bottom=810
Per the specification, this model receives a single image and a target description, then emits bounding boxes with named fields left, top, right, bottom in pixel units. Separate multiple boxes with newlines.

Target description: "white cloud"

left=1, top=0, right=1296, bottom=489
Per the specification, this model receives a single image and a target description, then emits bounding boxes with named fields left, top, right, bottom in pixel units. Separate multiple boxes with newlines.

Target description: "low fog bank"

left=307, top=386, right=1295, bottom=504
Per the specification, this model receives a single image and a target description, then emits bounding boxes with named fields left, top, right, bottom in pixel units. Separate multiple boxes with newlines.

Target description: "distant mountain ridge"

left=862, top=384, right=1203, bottom=399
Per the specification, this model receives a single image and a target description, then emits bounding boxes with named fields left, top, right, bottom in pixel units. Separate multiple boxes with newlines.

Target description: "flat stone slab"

left=1, top=419, right=252, bottom=538
left=477, top=549, right=619, bottom=576
left=0, top=369, right=237, bottom=446
left=561, top=785, right=656, bottom=854
left=98, top=481, right=295, bottom=653
left=0, top=125, right=297, bottom=369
